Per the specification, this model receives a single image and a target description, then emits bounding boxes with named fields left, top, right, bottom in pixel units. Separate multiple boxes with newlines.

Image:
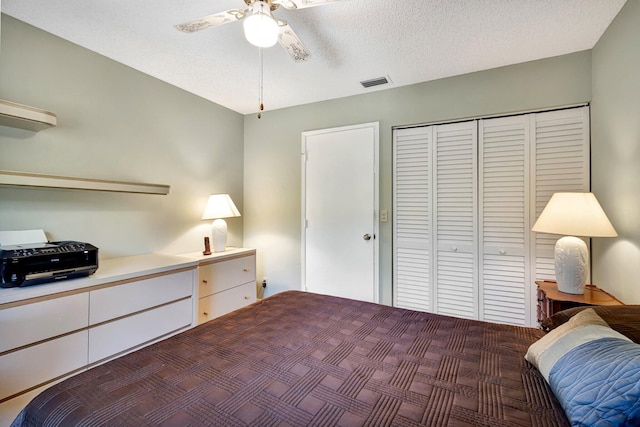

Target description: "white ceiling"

left=2, top=0, right=627, bottom=115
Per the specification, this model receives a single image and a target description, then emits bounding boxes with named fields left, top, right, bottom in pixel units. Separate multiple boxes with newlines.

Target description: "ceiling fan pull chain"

left=258, top=47, right=264, bottom=119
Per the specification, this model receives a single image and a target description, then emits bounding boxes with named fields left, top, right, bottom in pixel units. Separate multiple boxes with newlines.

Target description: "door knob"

left=363, top=233, right=372, bottom=241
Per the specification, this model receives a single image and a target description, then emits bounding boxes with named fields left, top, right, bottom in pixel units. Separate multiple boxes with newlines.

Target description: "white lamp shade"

left=531, top=192, right=617, bottom=237
left=243, top=1, right=279, bottom=48
left=202, top=194, right=241, bottom=220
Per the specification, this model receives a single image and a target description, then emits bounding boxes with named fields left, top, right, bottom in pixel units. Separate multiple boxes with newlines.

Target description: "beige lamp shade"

left=202, top=194, right=241, bottom=220
left=202, top=194, right=240, bottom=253
left=531, top=192, right=617, bottom=237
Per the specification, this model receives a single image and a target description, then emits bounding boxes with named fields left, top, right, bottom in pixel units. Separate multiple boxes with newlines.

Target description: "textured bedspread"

left=13, top=291, right=568, bottom=426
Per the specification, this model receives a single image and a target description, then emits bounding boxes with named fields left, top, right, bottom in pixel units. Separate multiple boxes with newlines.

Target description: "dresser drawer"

left=0, top=331, right=88, bottom=401
left=198, top=281, right=256, bottom=323
left=199, top=255, right=256, bottom=297
left=0, top=293, right=89, bottom=353
left=89, top=269, right=193, bottom=325
left=89, top=298, right=192, bottom=364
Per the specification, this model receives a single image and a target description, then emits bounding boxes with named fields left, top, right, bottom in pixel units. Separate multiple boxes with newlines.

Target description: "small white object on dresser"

left=178, top=248, right=257, bottom=325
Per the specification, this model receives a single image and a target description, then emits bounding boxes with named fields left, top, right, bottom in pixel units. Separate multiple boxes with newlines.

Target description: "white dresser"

left=179, top=248, right=257, bottom=325
left=0, top=253, right=197, bottom=425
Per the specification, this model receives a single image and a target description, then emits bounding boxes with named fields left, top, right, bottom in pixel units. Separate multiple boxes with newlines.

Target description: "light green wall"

left=244, top=52, right=593, bottom=304
left=5, top=10, right=628, bottom=305
left=591, top=0, right=640, bottom=303
left=0, top=15, right=245, bottom=258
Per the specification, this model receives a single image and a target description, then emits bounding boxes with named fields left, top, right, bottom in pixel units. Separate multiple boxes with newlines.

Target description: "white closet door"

left=532, top=106, right=590, bottom=283
left=479, top=116, right=530, bottom=325
left=434, top=121, right=478, bottom=319
left=393, top=127, right=433, bottom=311
left=392, top=106, right=590, bottom=326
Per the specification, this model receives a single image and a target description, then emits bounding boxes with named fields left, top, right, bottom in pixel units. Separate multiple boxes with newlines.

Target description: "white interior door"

left=302, top=122, right=379, bottom=303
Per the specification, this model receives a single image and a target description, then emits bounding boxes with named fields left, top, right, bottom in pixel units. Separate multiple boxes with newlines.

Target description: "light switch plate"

left=380, top=210, right=388, bottom=222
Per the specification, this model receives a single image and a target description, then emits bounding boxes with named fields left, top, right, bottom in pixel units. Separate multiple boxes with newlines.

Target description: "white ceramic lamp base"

left=211, top=218, right=228, bottom=253
left=554, top=236, right=588, bottom=294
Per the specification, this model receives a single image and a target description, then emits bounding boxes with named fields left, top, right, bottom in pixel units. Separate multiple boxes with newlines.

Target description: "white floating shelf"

left=0, top=99, right=57, bottom=131
left=0, top=170, right=170, bottom=195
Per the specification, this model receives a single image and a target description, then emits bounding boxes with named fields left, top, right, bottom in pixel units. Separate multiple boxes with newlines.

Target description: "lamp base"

left=211, top=218, right=228, bottom=253
left=554, top=236, right=588, bottom=294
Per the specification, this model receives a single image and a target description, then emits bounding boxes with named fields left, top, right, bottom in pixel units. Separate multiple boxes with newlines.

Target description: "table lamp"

left=202, top=194, right=241, bottom=253
left=531, top=192, right=617, bottom=294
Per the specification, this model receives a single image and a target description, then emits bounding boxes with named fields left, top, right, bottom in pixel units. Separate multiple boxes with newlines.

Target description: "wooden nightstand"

left=536, top=280, right=623, bottom=325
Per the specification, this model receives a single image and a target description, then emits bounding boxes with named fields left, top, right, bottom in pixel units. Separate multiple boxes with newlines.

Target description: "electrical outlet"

left=380, top=210, right=388, bottom=222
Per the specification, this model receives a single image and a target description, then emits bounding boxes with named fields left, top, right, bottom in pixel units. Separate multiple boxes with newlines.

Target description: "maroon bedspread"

left=13, top=291, right=568, bottom=426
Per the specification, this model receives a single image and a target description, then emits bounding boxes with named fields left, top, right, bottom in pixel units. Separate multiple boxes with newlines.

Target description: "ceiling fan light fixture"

left=243, top=1, right=279, bottom=48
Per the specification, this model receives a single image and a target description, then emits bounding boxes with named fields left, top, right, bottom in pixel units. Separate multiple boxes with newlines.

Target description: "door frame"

left=301, top=122, right=380, bottom=302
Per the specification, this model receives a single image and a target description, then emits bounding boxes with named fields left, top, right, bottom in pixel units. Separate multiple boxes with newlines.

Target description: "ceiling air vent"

left=360, top=76, right=391, bottom=89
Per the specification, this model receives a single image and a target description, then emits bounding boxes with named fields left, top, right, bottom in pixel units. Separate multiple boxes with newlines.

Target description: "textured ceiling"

left=2, top=0, right=627, bottom=115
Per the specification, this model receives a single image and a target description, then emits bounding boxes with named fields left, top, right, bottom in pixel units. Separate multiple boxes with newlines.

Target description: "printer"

left=0, top=241, right=99, bottom=288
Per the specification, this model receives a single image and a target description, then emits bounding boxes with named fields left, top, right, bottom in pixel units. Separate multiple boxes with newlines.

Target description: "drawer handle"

left=243, top=268, right=249, bottom=272
left=244, top=296, right=249, bottom=300
left=202, top=279, right=208, bottom=284
left=203, top=312, right=208, bottom=316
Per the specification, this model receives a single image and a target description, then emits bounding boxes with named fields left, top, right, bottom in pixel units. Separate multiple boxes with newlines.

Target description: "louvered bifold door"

left=532, top=106, right=590, bottom=286
left=479, top=116, right=530, bottom=326
left=393, top=127, right=433, bottom=312
left=433, top=121, right=478, bottom=319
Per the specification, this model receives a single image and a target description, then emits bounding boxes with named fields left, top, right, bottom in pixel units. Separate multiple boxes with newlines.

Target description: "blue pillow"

left=549, top=337, right=640, bottom=426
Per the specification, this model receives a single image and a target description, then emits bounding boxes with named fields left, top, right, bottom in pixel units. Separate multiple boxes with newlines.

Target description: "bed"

left=11, top=291, right=640, bottom=426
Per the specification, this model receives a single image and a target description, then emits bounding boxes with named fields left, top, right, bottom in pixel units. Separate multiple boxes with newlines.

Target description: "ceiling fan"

left=175, top=0, right=339, bottom=62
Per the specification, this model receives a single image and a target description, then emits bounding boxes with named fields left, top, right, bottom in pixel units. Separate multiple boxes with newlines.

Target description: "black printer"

left=0, top=241, right=98, bottom=288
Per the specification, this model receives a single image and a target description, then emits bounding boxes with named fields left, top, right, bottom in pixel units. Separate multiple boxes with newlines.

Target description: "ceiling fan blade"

left=175, top=9, right=247, bottom=33
left=279, top=0, right=340, bottom=9
left=272, top=0, right=299, bottom=10
left=277, top=21, right=311, bottom=62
